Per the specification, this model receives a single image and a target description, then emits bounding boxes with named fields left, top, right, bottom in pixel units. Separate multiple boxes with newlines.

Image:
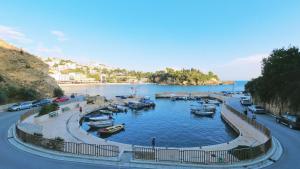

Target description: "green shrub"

left=17, top=87, right=39, bottom=100
left=53, top=88, right=64, bottom=97
left=39, top=103, right=59, bottom=116
left=0, top=75, right=4, bottom=82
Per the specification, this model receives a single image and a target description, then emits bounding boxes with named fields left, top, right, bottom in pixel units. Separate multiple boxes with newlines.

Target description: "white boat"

left=88, top=115, right=112, bottom=121
left=206, top=99, right=220, bottom=105
left=87, top=119, right=114, bottom=128
left=201, top=104, right=216, bottom=111
left=191, top=108, right=215, bottom=116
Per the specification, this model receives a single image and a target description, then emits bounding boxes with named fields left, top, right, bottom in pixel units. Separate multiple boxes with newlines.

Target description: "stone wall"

left=253, top=97, right=297, bottom=116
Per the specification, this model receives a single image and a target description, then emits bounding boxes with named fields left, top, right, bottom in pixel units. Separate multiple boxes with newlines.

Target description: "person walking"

left=151, top=137, right=156, bottom=149
left=79, top=106, right=82, bottom=113
left=244, top=107, right=248, bottom=116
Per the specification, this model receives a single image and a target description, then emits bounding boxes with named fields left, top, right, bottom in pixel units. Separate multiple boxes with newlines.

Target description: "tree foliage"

left=0, top=85, right=40, bottom=104
left=148, top=68, right=219, bottom=85
left=245, top=46, right=300, bottom=112
left=39, top=103, right=59, bottom=116
left=53, top=88, right=64, bottom=97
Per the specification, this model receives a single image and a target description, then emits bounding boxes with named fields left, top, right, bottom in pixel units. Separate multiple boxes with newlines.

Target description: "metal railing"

left=17, top=108, right=120, bottom=157
left=15, top=125, right=119, bottom=157
left=133, top=139, right=272, bottom=164
left=225, top=104, right=271, bottom=137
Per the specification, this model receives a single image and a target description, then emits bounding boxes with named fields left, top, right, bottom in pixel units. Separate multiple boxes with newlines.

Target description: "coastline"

left=58, top=82, right=155, bottom=87
left=59, top=81, right=235, bottom=87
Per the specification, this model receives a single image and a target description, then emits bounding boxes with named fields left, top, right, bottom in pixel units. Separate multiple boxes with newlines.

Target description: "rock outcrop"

left=0, top=39, right=60, bottom=98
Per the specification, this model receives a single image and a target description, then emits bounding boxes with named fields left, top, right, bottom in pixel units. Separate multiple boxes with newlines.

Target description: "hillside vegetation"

left=149, top=68, right=220, bottom=85
left=245, top=47, right=300, bottom=115
left=0, top=39, right=61, bottom=104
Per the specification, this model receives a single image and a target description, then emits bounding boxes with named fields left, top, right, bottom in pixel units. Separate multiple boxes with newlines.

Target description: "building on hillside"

left=100, top=73, right=106, bottom=83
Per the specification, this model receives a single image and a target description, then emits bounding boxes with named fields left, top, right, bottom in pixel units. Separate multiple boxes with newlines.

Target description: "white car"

left=8, top=101, right=32, bottom=111
left=248, top=105, right=265, bottom=114
left=240, top=98, right=252, bottom=106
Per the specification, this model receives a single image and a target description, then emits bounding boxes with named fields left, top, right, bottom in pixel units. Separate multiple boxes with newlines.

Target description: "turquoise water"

left=63, top=81, right=246, bottom=147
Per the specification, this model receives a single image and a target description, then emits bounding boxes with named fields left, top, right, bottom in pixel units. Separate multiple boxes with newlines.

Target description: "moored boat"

left=87, top=119, right=114, bottom=128
left=205, top=99, right=221, bottom=105
left=191, top=108, right=215, bottom=116
left=201, top=103, right=217, bottom=111
left=99, top=110, right=113, bottom=114
left=98, top=124, right=125, bottom=135
left=88, top=115, right=113, bottom=121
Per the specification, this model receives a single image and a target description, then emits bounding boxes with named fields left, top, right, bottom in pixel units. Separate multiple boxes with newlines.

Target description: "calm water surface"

left=62, top=81, right=246, bottom=147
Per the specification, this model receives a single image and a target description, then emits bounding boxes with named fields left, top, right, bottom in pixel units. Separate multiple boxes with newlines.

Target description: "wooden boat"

left=99, top=124, right=125, bottom=135
left=87, top=119, right=114, bottom=128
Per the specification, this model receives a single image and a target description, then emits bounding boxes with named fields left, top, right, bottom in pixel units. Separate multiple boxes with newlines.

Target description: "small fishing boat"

left=171, top=96, right=188, bottom=101
left=99, top=110, right=113, bottom=114
left=88, top=115, right=112, bottom=121
left=99, top=124, right=125, bottom=135
left=111, top=104, right=128, bottom=112
left=201, top=103, right=217, bottom=111
left=191, top=108, right=215, bottom=116
left=87, top=119, right=114, bottom=128
left=206, top=99, right=221, bottom=105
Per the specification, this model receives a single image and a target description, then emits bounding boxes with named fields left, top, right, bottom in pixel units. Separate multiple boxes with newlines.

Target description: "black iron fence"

left=17, top=108, right=120, bottom=157
left=15, top=125, right=119, bottom=157
left=133, top=138, right=272, bottom=164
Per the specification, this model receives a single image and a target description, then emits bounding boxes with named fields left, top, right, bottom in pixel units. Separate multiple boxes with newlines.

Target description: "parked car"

left=240, top=98, right=252, bottom=106
left=248, top=105, right=265, bottom=114
left=53, top=96, right=69, bottom=103
left=32, top=99, right=52, bottom=107
left=8, top=102, right=32, bottom=111
left=276, top=113, right=300, bottom=129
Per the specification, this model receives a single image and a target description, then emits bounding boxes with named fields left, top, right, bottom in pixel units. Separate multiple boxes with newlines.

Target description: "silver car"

left=248, top=105, right=265, bottom=114
left=8, top=102, right=32, bottom=111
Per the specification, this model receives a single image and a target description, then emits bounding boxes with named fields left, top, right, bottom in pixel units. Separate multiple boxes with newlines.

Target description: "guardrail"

left=225, top=104, right=271, bottom=137
left=17, top=107, right=120, bottom=157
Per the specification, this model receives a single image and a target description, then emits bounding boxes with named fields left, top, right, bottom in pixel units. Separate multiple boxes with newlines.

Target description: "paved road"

left=227, top=97, right=300, bottom=169
left=0, top=108, right=137, bottom=169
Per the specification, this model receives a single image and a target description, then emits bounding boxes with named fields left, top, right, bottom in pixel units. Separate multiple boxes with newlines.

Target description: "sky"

left=1, top=0, right=300, bottom=80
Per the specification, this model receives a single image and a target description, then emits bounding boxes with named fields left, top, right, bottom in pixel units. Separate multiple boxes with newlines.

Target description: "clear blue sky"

left=1, top=0, right=300, bottom=80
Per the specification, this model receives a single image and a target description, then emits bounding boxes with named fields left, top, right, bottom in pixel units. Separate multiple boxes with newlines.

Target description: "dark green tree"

left=53, top=88, right=64, bottom=97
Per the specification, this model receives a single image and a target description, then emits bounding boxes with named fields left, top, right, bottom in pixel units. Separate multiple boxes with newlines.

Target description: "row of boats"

left=190, top=99, right=221, bottom=117
left=84, top=114, right=125, bottom=136
left=126, top=97, right=156, bottom=110
left=82, top=96, right=156, bottom=136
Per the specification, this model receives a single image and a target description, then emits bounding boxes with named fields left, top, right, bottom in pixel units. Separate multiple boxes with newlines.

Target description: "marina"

left=77, top=83, right=245, bottom=147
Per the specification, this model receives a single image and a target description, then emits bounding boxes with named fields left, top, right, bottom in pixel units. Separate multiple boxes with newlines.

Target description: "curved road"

left=227, top=97, right=300, bottom=169
left=1, top=97, right=299, bottom=169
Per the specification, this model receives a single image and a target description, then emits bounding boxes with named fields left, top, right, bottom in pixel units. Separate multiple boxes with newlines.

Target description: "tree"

left=246, top=46, right=300, bottom=112
left=39, top=103, right=59, bottom=116
left=53, top=88, right=64, bottom=97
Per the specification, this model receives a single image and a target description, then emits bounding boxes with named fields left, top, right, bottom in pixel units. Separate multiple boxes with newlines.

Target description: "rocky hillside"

left=0, top=39, right=60, bottom=103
